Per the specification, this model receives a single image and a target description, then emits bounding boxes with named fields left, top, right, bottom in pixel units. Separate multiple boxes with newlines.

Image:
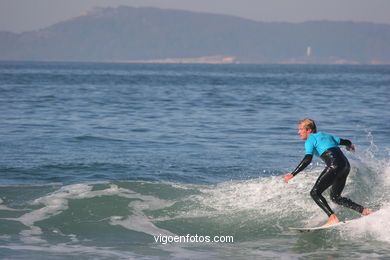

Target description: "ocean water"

left=0, top=62, right=390, bottom=259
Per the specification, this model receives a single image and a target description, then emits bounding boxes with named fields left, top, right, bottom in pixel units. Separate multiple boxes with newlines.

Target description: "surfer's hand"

left=346, top=144, right=355, bottom=153
left=284, top=174, right=294, bottom=183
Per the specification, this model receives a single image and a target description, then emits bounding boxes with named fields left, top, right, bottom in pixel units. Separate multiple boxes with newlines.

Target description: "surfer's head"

left=298, top=118, right=317, bottom=140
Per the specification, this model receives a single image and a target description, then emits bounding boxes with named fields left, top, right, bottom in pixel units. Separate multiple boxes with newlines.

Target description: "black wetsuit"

left=291, top=137, right=364, bottom=216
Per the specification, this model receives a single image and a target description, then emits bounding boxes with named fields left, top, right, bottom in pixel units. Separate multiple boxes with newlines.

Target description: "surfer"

left=284, top=118, right=372, bottom=226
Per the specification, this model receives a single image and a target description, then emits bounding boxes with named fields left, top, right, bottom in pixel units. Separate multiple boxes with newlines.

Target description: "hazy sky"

left=1, top=0, right=390, bottom=33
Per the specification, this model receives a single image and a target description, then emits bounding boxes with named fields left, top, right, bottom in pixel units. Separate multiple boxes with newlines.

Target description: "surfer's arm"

left=340, top=139, right=355, bottom=152
left=284, top=154, right=313, bottom=183
left=291, top=154, right=313, bottom=176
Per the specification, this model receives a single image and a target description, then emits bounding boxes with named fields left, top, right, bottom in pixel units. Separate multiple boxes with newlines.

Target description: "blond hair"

left=300, top=118, right=317, bottom=133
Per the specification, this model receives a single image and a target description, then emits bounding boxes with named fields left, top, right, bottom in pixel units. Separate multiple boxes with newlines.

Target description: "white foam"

left=195, top=173, right=319, bottom=215
left=16, top=184, right=93, bottom=227
left=0, top=197, right=24, bottom=211
left=0, top=243, right=137, bottom=259
left=15, top=183, right=139, bottom=227
left=340, top=205, right=390, bottom=243
left=110, top=191, right=176, bottom=236
left=325, top=142, right=390, bottom=243
left=158, top=162, right=387, bottom=230
left=382, top=163, right=390, bottom=187
left=0, top=182, right=62, bottom=188
left=7, top=183, right=176, bottom=243
left=110, top=213, right=176, bottom=237
left=148, top=171, right=327, bottom=232
left=341, top=155, right=390, bottom=243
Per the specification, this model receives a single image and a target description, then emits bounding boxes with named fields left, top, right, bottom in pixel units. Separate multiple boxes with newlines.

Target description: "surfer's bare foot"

left=362, top=208, right=373, bottom=216
left=323, top=214, right=340, bottom=227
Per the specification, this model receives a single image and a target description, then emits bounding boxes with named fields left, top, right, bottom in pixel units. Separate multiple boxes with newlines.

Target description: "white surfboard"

left=289, top=210, right=378, bottom=233
left=289, top=220, right=353, bottom=233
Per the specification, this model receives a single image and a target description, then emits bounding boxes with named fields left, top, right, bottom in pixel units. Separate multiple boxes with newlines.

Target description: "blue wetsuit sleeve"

left=291, top=154, right=313, bottom=176
left=332, top=135, right=341, bottom=145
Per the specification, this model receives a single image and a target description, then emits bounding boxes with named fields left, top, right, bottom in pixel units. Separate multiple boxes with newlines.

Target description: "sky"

left=1, top=0, right=390, bottom=33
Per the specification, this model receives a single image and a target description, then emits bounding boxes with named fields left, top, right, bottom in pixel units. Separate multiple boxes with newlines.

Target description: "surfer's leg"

left=310, top=167, right=336, bottom=217
left=330, top=163, right=365, bottom=214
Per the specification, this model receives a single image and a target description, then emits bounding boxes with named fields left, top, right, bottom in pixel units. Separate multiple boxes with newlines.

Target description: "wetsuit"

left=291, top=132, right=364, bottom=216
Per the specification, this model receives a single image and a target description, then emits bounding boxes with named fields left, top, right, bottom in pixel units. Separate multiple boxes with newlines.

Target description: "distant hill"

left=1, top=6, right=390, bottom=64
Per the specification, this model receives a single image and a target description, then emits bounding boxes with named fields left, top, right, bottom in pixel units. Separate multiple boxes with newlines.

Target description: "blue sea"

left=1, top=62, right=390, bottom=259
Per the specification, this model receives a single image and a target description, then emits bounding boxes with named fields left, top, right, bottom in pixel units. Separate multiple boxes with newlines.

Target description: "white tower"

left=306, top=46, right=312, bottom=57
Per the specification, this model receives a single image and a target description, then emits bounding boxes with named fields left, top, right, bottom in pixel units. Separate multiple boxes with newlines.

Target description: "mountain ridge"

left=1, top=6, right=390, bottom=64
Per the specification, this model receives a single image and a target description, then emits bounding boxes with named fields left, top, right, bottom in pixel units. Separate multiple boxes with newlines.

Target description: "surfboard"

left=289, top=220, right=352, bottom=233
left=289, top=210, right=378, bottom=233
